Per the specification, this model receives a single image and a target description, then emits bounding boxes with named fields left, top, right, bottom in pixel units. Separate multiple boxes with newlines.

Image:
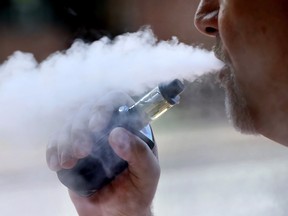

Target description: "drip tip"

left=158, top=79, right=185, bottom=104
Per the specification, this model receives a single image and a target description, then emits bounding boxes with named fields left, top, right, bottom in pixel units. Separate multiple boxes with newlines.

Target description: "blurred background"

left=1, top=1, right=288, bottom=216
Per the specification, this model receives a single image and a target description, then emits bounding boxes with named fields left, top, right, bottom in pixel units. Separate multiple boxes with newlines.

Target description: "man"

left=195, top=0, right=288, bottom=146
left=46, top=0, right=288, bottom=215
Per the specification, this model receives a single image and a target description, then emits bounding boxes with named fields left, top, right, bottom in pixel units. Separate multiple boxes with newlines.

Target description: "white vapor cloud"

left=0, top=28, right=223, bottom=146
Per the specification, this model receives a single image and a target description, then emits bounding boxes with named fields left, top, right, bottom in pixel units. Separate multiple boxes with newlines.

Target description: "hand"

left=46, top=92, right=160, bottom=216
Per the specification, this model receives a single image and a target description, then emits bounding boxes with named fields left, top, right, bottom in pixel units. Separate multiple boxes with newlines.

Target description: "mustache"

left=212, top=36, right=229, bottom=64
left=212, top=36, right=233, bottom=86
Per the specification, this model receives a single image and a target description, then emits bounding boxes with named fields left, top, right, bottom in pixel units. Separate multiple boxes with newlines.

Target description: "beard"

left=213, top=38, right=258, bottom=134
left=219, top=67, right=257, bottom=134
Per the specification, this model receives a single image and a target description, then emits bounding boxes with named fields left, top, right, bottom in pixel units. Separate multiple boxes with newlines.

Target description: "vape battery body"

left=57, top=79, right=184, bottom=196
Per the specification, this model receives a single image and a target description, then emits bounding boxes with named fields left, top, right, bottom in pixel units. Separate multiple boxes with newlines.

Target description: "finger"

left=46, top=139, right=61, bottom=171
left=88, top=91, right=134, bottom=132
left=57, top=124, right=78, bottom=169
left=70, top=104, right=94, bottom=158
left=71, top=134, right=93, bottom=159
left=108, top=127, right=160, bottom=186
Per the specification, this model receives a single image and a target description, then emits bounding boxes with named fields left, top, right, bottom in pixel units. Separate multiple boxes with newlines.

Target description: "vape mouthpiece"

left=159, top=79, right=185, bottom=105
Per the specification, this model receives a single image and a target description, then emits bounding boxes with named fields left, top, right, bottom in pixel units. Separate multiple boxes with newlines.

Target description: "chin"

left=220, top=67, right=258, bottom=135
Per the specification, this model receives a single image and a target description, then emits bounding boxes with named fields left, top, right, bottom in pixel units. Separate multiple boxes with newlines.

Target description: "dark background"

left=0, top=0, right=214, bottom=61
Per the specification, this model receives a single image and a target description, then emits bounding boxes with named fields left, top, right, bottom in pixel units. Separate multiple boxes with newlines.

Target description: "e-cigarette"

left=57, top=79, right=185, bottom=196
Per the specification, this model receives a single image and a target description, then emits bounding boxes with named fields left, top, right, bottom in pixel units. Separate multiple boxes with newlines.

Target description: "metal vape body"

left=57, top=79, right=184, bottom=196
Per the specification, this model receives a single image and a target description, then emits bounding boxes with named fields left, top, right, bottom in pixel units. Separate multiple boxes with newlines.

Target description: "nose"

left=194, top=0, right=219, bottom=37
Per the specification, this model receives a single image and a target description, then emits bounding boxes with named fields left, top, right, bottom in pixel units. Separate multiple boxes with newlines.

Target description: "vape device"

left=57, top=79, right=185, bottom=196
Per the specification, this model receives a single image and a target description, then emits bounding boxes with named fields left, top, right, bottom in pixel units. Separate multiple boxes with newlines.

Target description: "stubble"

left=213, top=41, right=257, bottom=134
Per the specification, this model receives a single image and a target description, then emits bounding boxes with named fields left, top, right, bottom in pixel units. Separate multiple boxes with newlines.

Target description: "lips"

left=213, top=45, right=223, bottom=61
left=214, top=55, right=230, bottom=86
left=213, top=36, right=232, bottom=86
left=213, top=35, right=227, bottom=63
left=213, top=49, right=231, bottom=85
left=218, top=67, right=230, bottom=83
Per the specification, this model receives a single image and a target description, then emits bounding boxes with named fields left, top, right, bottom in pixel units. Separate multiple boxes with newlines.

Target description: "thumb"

left=108, top=127, right=160, bottom=186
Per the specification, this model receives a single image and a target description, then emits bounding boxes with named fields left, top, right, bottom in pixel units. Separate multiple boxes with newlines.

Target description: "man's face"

left=195, top=0, right=288, bottom=144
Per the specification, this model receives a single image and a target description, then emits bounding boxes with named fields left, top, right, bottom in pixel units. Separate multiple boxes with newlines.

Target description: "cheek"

left=218, top=5, right=272, bottom=86
left=219, top=0, right=288, bottom=76
left=218, top=10, right=251, bottom=82
left=217, top=5, right=270, bottom=115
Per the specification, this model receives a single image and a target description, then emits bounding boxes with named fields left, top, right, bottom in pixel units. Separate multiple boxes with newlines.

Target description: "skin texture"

left=46, top=92, right=160, bottom=216
left=195, top=0, right=288, bottom=146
